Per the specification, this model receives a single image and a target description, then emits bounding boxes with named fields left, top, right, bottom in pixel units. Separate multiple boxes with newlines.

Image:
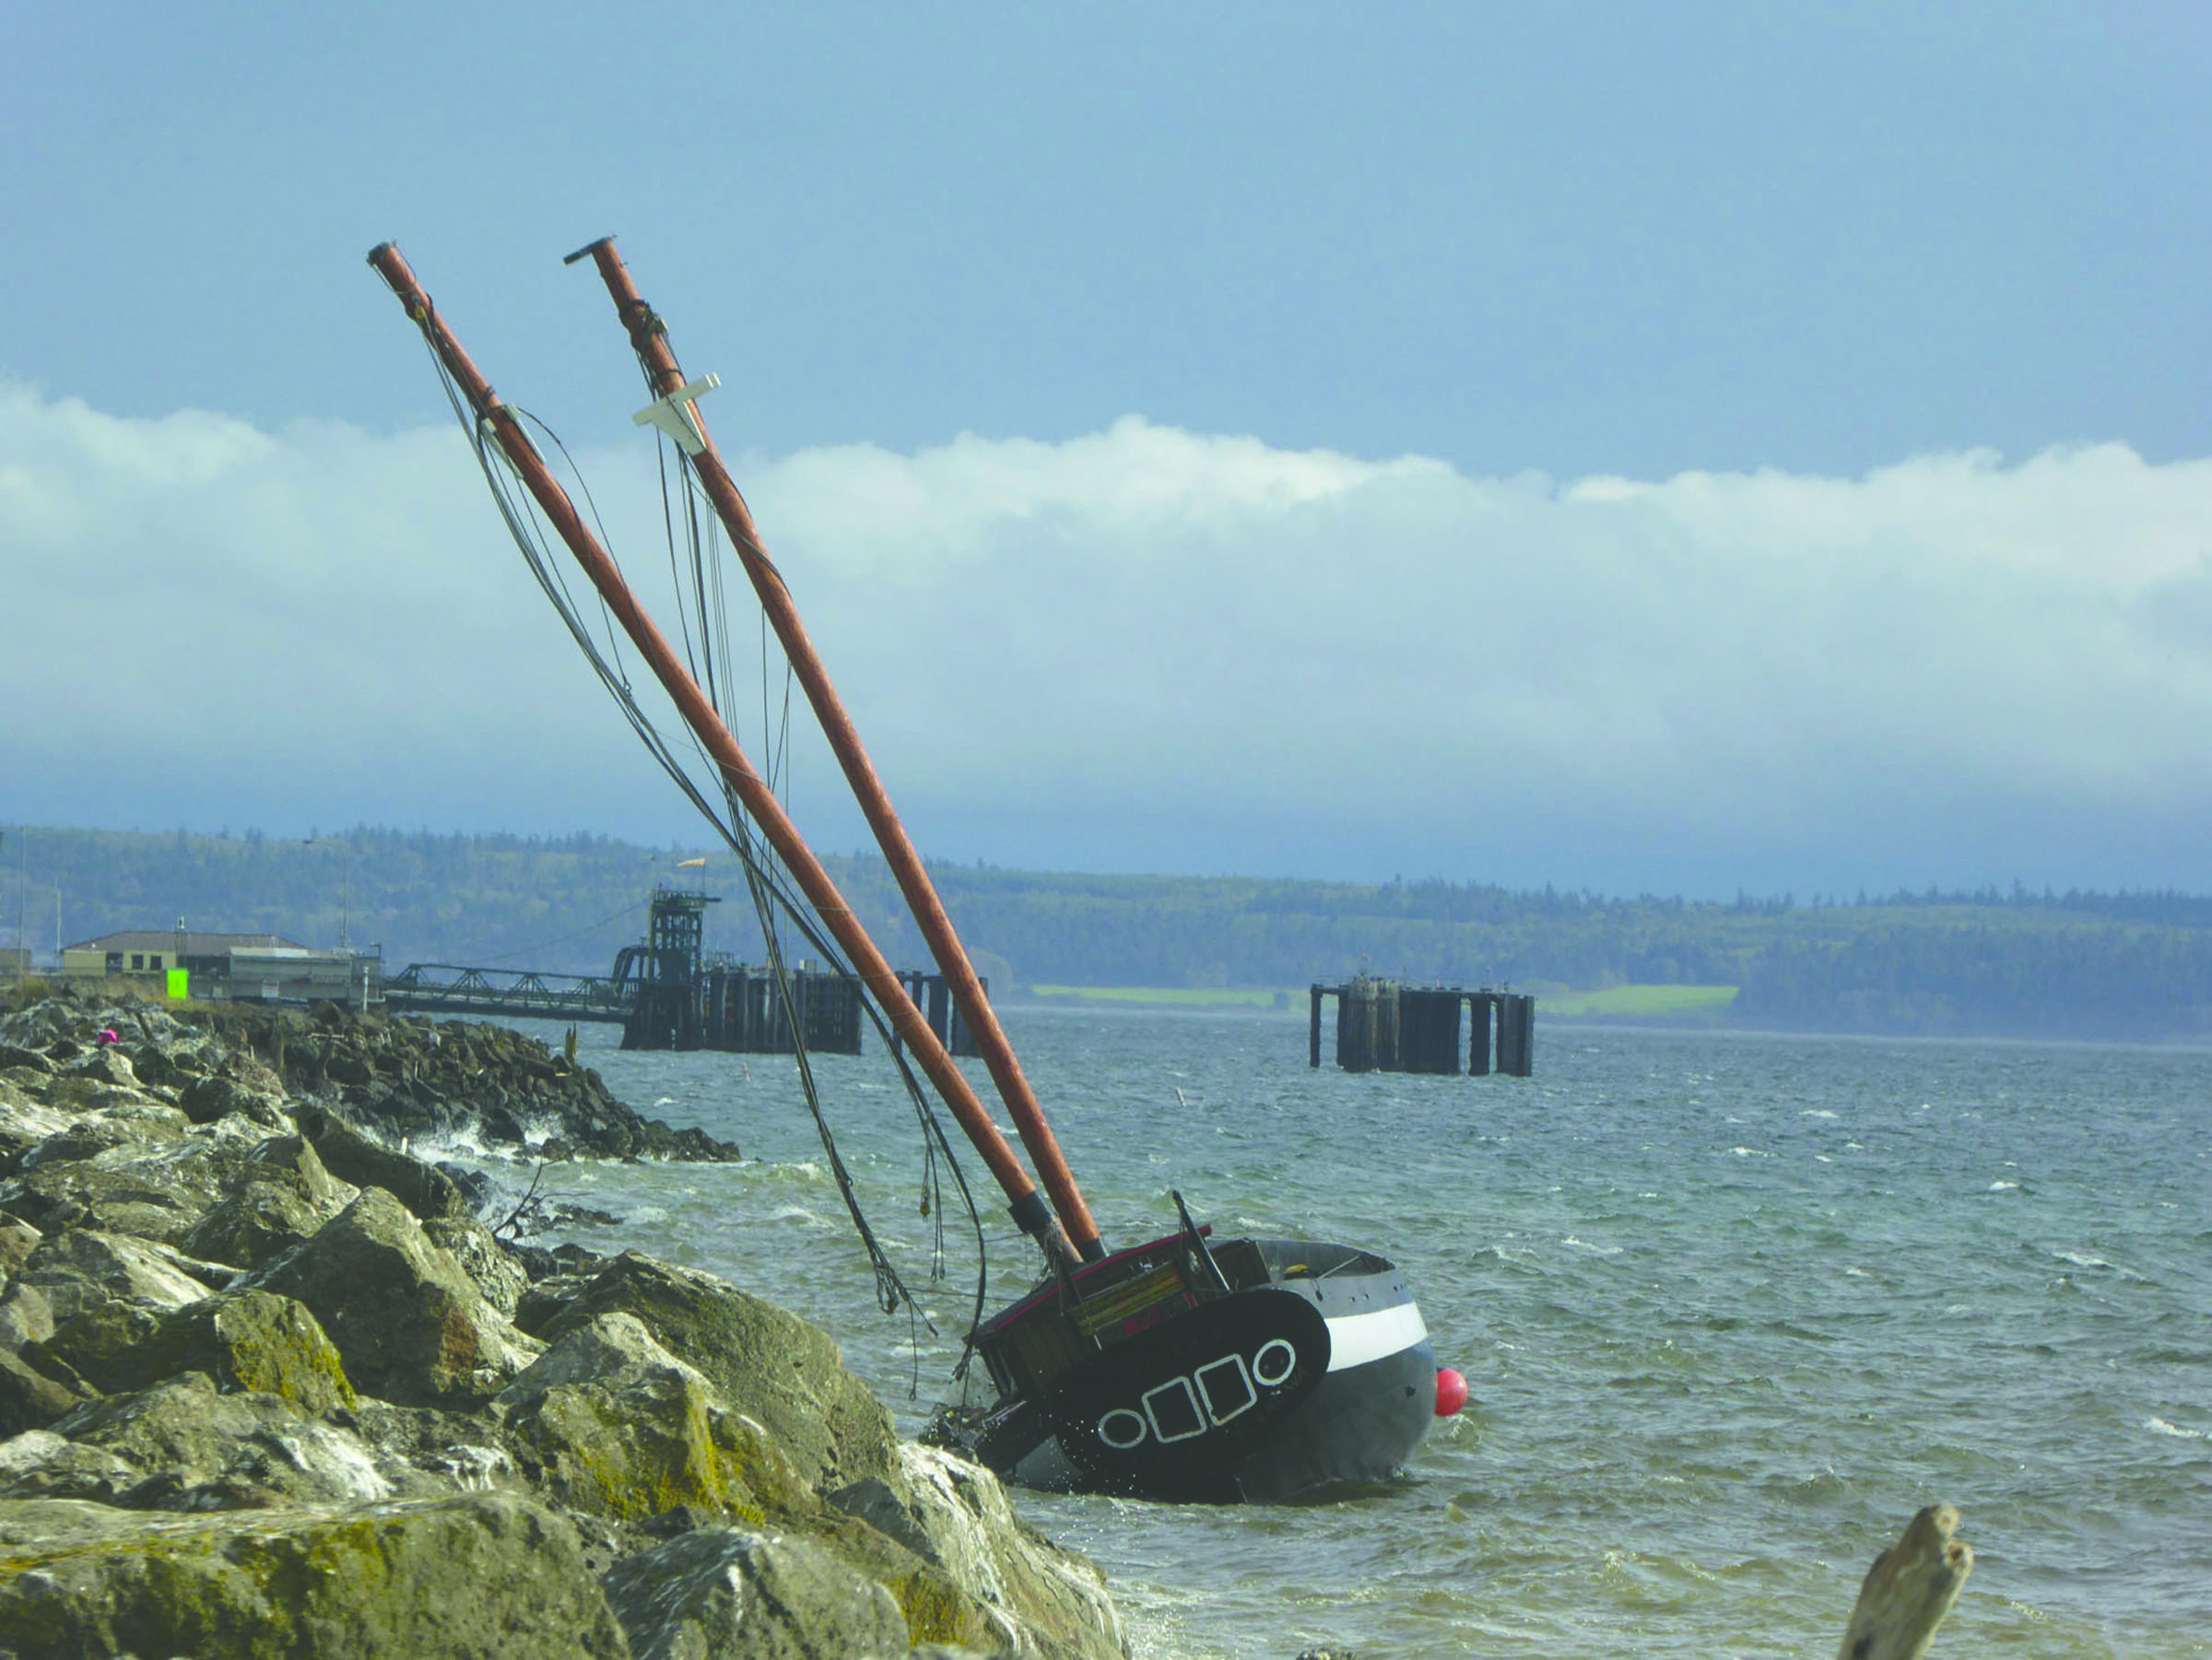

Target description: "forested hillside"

left=5, top=825, right=2209, bottom=1039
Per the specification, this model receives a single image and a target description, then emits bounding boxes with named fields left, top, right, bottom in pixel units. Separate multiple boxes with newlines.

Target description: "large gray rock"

left=16, top=1097, right=188, bottom=1170
left=291, top=1103, right=470, bottom=1221
left=604, top=1527, right=911, bottom=1660
left=831, top=1443, right=1127, bottom=1660
left=425, top=1210, right=527, bottom=1316
left=30, top=1297, right=163, bottom=1393
left=62, top=1045, right=150, bottom=1093
left=0, top=1427, right=138, bottom=1503
left=182, top=1180, right=337, bottom=1269
left=181, top=1133, right=356, bottom=1268
left=520, top=1253, right=898, bottom=1492
left=18, top=1227, right=221, bottom=1324
left=0, top=1214, right=40, bottom=1279
left=48, top=1288, right=358, bottom=1415
left=0, top=1089, right=73, bottom=1176
left=497, top=1313, right=818, bottom=1530
left=498, top=1310, right=709, bottom=1407
left=53, top=1373, right=401, bottom=1511
left=0, top=1345, right=81, bottom=1438
left=247, top=1187, right=540, bottom=1406
left=177, top=1069, right=292, bottom=1130
left=0, top=1045, right=53, bottom=1077
left=345, top=1397, right=520, bottom=1499
left=0, top=1114, right=272, bottom=1244
left=0, top=1279, right=53, bottom=1349
left=0, top=1491, right=631, bottom=1657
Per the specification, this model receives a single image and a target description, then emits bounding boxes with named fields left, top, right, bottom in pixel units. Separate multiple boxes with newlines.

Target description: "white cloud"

left=5, top=380, right=2210, bottom=891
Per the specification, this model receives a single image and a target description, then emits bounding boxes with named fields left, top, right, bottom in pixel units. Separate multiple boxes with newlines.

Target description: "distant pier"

left=385, top=887, right=980, bottom=1059
left=1309, top=976, right=1535, bottom=1077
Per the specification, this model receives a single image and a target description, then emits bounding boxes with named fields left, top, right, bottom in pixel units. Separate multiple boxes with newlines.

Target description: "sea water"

left=465, top=1011, right=2211, bottom=1658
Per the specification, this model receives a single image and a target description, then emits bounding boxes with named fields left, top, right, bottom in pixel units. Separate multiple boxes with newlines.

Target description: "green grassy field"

left=1025, top=985, right=1291, bottom=1009
left=1538, top=983, right=1739, bottom=1018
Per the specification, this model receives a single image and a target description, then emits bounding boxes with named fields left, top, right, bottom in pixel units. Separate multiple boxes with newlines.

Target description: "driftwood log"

left=1837, top=1504, right=1974, bottom=1660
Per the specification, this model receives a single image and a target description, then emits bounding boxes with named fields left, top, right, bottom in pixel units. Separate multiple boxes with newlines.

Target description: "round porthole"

left=1097, top=1408, right=1148, bottom=1449
left=1253, top=1339, right=1297, bottom=1387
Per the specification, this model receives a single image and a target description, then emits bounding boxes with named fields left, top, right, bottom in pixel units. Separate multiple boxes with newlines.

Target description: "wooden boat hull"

left=960, top=1239, right=1436, bottom=1503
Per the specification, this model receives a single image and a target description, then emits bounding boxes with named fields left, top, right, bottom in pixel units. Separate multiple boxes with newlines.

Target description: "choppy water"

left=454, top=1012, right=2212, bottom=1659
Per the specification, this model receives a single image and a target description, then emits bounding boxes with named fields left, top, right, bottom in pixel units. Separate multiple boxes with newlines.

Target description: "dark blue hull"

left=955, top=1236, right=1436, bottom=1504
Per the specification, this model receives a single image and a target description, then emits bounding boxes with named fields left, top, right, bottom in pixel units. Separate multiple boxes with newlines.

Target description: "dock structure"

left=382, top=965, right=629, bottom=1024
left=1309, top=976, right=1535, bottom=1077
left=385, top=887, right=979, bottom=1059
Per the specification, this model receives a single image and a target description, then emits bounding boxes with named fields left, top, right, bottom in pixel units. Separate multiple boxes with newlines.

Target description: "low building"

left=227, top=946, right=375, bottom=1007
left=60, top=930, right=378, bottom=1007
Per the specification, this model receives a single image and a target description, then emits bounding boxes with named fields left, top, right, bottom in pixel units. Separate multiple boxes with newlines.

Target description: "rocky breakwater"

left=2, top=990, right=741, bottom=1163
left=0, top=991, right=1130, bottom=1659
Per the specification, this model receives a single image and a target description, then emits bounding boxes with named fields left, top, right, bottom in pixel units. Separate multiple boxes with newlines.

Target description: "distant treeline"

left=6, top=824, right=2209, bottom=1040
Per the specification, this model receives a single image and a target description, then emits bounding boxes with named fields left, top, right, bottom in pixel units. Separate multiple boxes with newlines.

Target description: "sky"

left=5, top=3, right=2210, bottom=901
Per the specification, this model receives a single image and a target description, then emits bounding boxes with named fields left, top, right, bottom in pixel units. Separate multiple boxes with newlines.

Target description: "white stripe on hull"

left=1322, top=1301, right=1428, bottom=1372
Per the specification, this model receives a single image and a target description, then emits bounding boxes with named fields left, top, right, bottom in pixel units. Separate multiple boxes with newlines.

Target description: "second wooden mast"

left=368, top=241, right=1094, bottom=1265
left=566, top=237, right=1104, bottom=1262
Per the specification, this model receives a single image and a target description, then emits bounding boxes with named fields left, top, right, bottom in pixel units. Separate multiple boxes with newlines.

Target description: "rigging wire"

left=413, top=320, right=989, bottom=1361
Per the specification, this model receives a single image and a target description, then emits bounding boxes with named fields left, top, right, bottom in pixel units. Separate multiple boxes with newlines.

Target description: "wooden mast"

left=367, top=241, right=1077, bottom=1265
left=567, top=237, right=1105, bottom=1262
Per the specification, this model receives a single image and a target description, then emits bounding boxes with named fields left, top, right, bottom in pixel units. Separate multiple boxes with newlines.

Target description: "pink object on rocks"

left=96, top=1028, right=121, bottom=1046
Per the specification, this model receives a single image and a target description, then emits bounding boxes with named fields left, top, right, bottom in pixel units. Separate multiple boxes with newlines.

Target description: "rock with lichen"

left=244, top=1188, right=542, bottom=1407
left=0, top=986, right=1129, bottom=1660
left=0, top=1491, right=634, bottom=1658
left=518, top=1251, right=900, bottom=1494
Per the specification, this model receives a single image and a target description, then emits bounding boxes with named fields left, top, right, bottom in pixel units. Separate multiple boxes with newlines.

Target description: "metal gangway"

left=382, top=963, right=634, bottom=1024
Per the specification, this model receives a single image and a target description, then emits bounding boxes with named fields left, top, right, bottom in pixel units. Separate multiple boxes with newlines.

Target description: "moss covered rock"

left=499, top=1313, right=815, bottom=1528
left=246, top=1188, right=540, bottom=1407
left=0, top=1346, right=82, bottom=1439
left=86, top=1289, right=358, bottom=1415
left=521, top=1254, right=898, bottom=1493
left=831, top=1443, right=1127, bottom=1660
left=0, top=1490, right=631, bottom=1657
left=51, top=1373, right=403, bottom=1512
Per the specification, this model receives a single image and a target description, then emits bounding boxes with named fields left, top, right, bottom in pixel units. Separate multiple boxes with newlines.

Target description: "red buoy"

left=1435, top=1366, right=1467, bottom=1418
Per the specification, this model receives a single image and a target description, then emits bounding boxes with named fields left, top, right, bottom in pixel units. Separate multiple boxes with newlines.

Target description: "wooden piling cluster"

left=893, top=969, right=985, bottom=1059
left=1308, top=976, right=1535, bottom=1077
left=692, top=963, right=864, bottom=1054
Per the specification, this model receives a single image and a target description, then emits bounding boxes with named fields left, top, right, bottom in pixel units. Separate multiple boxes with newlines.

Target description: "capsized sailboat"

left=368, top=238, right=1462, bottom=1501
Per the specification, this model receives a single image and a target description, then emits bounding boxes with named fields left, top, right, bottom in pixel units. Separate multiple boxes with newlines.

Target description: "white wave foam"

left=2146, top=1417, right=2207, bottom=1440
left=1563, top=1235, right=1624, bottom=1256
left=408, top=1124, right=488, bottom=1160
left=1800, top=1109, right=1839, bottom=1120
